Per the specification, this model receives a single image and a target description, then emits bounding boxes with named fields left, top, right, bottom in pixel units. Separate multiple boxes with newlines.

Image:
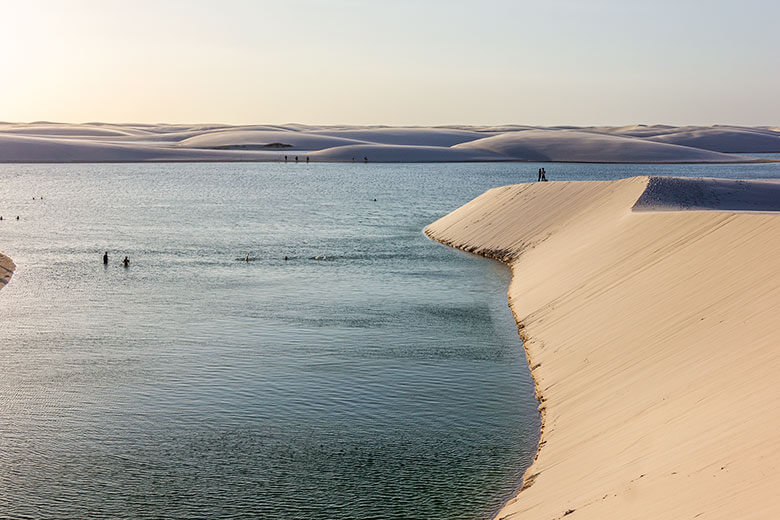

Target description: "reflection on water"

left=0, top=160, right=777, bottom=519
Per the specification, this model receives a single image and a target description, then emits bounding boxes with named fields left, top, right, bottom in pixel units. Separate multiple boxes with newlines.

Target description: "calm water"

left=0, top=161, right=778, bottom=520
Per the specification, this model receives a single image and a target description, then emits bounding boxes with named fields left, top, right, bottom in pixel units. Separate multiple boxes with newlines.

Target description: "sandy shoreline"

left=426, top=176, right=780, bottom=519
left=0, top=251, right=14, bottom=289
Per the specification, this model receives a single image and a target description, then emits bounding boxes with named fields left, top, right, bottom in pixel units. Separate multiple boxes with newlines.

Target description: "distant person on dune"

left=122, top=256, right=130, bottom=267
left=537, top=168, right=542, bottom=182
left=541, top=168, right=548, bottom=182
left=103, top=251, right=108, bottom=265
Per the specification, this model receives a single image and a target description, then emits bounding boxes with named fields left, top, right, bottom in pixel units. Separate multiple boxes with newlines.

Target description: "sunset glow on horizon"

left=1, top=0, right=778, bottom=126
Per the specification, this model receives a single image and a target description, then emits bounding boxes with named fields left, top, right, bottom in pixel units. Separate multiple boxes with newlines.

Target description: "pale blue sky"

left=1, top=0, right=778, bottom=125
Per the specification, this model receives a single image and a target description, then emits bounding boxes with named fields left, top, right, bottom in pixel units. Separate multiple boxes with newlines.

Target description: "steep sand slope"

left=425, top=177, right=780, bottom=520
left=0, top=252, right=14, bottom=290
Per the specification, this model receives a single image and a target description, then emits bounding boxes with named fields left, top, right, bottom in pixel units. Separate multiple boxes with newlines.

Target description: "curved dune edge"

left=0, top=252, right=15, bottom=289
left=425, top=176, right=780, bottom=519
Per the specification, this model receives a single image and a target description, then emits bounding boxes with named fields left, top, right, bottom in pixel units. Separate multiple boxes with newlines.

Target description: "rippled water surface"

left=0, top=161, right=778, bottom=519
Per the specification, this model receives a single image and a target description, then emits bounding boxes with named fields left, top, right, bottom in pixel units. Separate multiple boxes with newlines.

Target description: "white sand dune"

left=0, top=123, right=138, bottom=137
left=308, top=143, right=506, bottom=162
left=0, top=134, right=281, bottom=162
left=646, top=127, right=780, bottom=153
left=176, top=129, right=368, bottom=150
left=425, top=177, right=780, bottom=520
left=308, top=127, right=493, bottom=147
left=455, top=129, right=744, bottom=162
left=0, top=122, right=774, bottom=163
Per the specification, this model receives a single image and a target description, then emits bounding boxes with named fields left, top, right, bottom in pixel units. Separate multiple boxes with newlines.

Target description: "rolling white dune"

left=0, top=122, right=777, bottom=163
left=645, top=127, right=780, bottom=153
left=175, top=129, right=368, bottom=150
left=453, top=129, right=744, bottom=162
left=309, top=143, right=506, bottom=162
left=425, top=177, right=780, bottom=520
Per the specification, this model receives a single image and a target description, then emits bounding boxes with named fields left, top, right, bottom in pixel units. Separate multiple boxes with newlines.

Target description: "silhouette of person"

left=284, top=155, right=288, bottom=162
left=363, top=157, right=368, bottom=163
left=306, top=156, right=310, bottom=163
left=103, top=251, right=108, bottom=265
left=122, top=256, right=130, bottom=267
left=295, top=156, right=299, bottom=162
left=541, top=168, right=548, bottom=182
left=537, top=168, right=542, bottom=182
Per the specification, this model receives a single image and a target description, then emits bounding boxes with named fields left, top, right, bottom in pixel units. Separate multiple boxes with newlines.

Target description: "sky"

left=1, top=0, right=778, bottom=126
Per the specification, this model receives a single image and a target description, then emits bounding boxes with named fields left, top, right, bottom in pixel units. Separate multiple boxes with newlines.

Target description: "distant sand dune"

left=425, top=177, right=780, bottom=520
left=309, top=143, right=506, bottom=162
left=0, top=134, right=279, bottom=162
left=454, top=129, right=745, bottom=162
left=0, top=123, right=137, bottom=137
left=309, top=127, right=492, bottom=147
left=0, top=122, right=775, bottom=162
left=646, top=127, right=780, bottom=153
left=176, top=129, right=367, bottom=150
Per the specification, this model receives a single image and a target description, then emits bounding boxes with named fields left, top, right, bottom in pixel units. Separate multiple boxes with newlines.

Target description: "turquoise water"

left=0, top=161, right=778, bottom=519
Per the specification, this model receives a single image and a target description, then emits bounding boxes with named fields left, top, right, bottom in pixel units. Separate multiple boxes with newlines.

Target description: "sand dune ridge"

left=425, top=176, right=780, bottom=519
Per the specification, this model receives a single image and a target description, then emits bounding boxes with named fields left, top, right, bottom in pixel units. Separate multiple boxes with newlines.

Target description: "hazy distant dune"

left=581, top=124, right=698, bottom=138
left=646, top=127, right=780, bottom=153
left=474, top=125, right=539, bottom=132
left=0, top=122, right=773, bottom=162
left=0, top=123, right=136, bottom=137
left=308, top=127, right=494, bottom=147
left=176, top=129, right=367, bottom=150
left=455, top=129, right=743, bottom=162
left=0, top=134, right=278, bottom=162
left=309, top=143, right=506, bottom=162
